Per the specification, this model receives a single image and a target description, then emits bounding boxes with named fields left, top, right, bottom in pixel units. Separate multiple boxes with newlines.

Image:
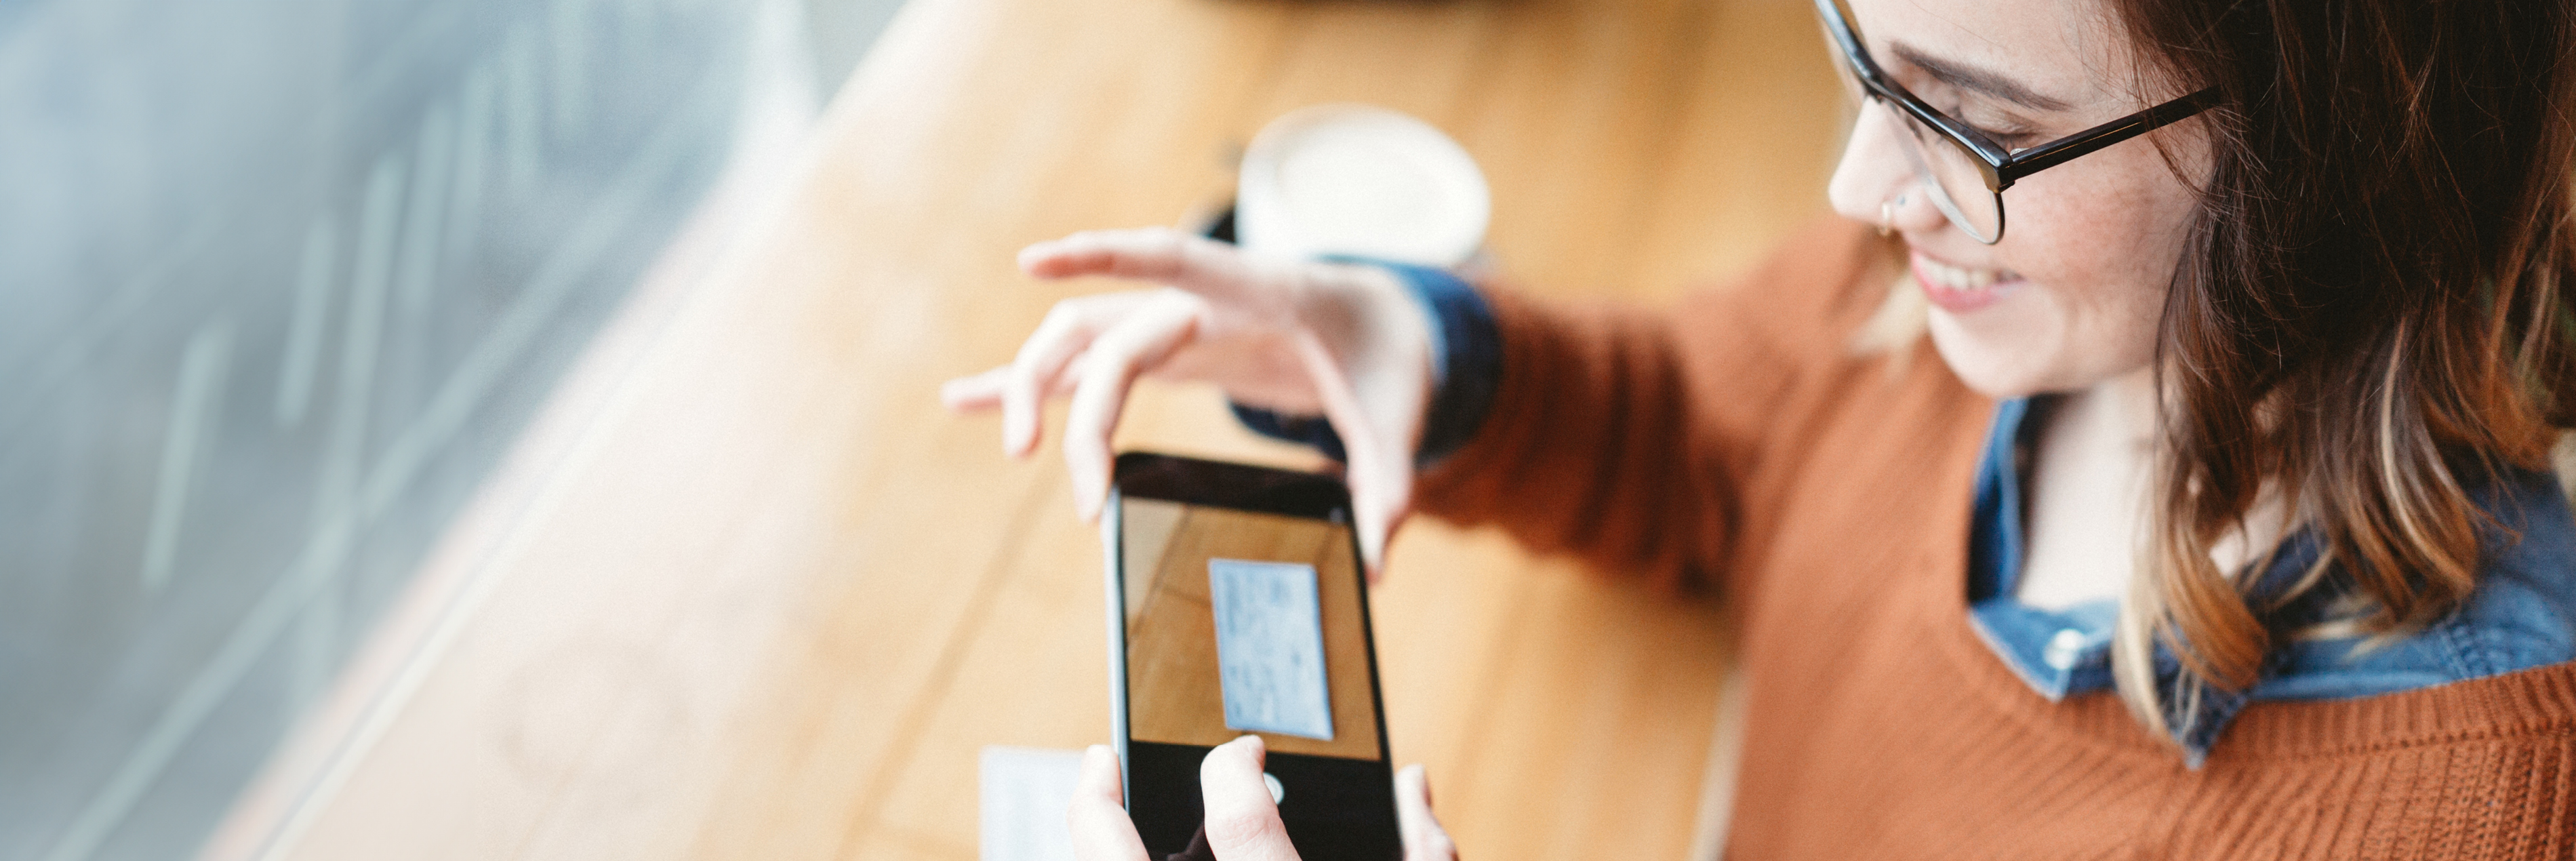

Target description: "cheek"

left=2011, top=159, right=2196, bottom=314
left=1935, top=149, right=2197, bottom=395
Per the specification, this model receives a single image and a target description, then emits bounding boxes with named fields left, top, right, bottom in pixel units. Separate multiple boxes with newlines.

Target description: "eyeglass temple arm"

left=1995, top=87, right=2221, bottom=187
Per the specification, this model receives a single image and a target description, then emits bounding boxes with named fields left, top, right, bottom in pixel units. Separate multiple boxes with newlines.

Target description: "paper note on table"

left=1206, top=558, right=1335, bottom=740
left=979, top=746, right=1083, bottom=861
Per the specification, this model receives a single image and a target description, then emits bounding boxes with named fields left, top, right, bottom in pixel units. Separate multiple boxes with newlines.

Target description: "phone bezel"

left=1102, top=451, right=1399, bottom=856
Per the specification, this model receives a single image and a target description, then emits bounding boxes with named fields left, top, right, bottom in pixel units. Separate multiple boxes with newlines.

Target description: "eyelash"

left=1967, top=123, right=2036, bottom=150
left=1917, top=86, right=2038, bottom=150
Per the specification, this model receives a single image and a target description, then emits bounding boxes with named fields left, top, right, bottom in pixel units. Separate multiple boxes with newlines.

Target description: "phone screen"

left=1110, top=458, right=1399, bottom=860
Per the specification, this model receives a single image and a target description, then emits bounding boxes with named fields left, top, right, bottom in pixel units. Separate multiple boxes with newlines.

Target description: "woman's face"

left=1825, top=0, right=2208, bottom=397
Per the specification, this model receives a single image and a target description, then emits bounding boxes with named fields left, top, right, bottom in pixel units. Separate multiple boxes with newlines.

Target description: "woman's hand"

left=940, top=227, right=1437, bottom=574
left=1068, top=736, right=1457, bottom=861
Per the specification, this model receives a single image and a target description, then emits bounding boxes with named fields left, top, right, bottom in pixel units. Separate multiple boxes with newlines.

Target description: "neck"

left=2015, top=369, right=2160, bottom=609
left=2089, top=367, right=2162, bottom=443
left=2018, top=367, right=2296, bottom=608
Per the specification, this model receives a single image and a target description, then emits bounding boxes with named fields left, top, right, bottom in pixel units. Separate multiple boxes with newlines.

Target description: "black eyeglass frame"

left=1815, top=0, right=2219, bottom=239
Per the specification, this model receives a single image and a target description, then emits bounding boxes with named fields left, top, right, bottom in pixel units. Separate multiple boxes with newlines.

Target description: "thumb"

left=1068, top=746, right=1151, bottom=861
left=1199, top=736, right=1300, bottom=861
left=1346, top=471, right=1412, bottom=584
left=1394, top=764, right=1457, bottom=860
left=1285, top=332, right=1416, bottom=580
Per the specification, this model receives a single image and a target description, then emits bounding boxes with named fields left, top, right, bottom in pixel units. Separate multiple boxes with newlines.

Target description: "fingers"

left=1020, top=228, right=1196, bottom=283
left=1019, top=228, right=1276, bottom=311
left=997, top=229, right=1426, bottom=556
left=972, top=227, right=1310, bottom=475
left=1061, top=294, right=1203, bottom=521
left=1003, top=311, right=1089, bottom=457
left=1001, top=293, right=1154, bottom=458
left=941, top=366, right=1009, bottom=411
left=938, top=290, right=1156, bottom=456
left=1069, top=746, right=1152, bottom=861
left=1199, top=737, right=1300, bottom=861
left=1394, top=764, right=1457, bottom=861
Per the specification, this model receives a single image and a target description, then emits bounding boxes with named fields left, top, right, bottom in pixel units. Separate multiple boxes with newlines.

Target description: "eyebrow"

left=1887, top=42, right=2074, bottom=113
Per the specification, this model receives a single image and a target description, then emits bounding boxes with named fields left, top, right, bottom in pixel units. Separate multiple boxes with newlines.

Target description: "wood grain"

left=209, top=0, right=1845, bottom=856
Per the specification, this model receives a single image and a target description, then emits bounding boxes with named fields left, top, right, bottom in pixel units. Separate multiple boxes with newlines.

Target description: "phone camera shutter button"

left=1263, top=772, right=1285, bottom=805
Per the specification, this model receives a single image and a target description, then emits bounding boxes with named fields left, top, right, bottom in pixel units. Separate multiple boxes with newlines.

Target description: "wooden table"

left=207, top=0, right=1844, bottom=856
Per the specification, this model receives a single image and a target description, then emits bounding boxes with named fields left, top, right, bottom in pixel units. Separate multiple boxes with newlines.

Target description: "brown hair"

left=2106, top=0, right=2576, bottom=738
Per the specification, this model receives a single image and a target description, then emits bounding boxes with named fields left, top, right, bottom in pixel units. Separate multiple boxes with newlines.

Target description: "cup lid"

left=1236, top=104, right=1490, bottom=267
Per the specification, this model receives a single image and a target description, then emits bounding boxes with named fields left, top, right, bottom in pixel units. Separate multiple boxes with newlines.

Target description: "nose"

left=1827, top=100, right=1944, bottom=235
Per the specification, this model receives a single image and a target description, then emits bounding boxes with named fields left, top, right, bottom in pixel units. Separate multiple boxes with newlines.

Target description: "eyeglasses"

left=1815, top=0, right=2218, bottom=243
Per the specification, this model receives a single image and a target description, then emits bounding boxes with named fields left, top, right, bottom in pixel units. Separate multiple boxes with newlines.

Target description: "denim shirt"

left=1238, top=265, right=2576, bottom=765
left=1969, top=397, right=2576, bottom=765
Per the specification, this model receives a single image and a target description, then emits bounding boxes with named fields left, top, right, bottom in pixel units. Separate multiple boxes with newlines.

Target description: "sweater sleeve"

left=1411, top=218, right=1898, bottom=595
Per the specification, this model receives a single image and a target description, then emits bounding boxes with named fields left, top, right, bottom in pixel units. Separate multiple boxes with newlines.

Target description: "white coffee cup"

left=1235, top=104, right=1491, bottom=268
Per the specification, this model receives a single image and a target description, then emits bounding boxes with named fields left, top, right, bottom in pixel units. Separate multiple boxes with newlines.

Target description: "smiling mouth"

left=1910, top=252, right=2024, bottom=314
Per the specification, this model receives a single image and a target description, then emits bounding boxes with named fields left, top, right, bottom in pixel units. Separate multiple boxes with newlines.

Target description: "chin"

left=1925, top=308, right=2063, bottom=399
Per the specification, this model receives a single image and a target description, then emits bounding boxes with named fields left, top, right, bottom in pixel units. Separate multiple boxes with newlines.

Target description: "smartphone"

left=1103, top=452, right=1402, bottom=860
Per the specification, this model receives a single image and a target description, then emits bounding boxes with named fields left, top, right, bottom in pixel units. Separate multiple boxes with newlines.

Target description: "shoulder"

left=1666, top=217, right=1979, bottom=438
left=2459, top=471, right=2576, bottom=672
left=2257, top=468, right=2576, bottom=700
left=1676, top=216, right=1908, bottom=357
left=2225, top=658, right=2576, bottom=761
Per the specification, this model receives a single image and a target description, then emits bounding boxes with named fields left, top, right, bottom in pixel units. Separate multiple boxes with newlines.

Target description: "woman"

left=944, top=0, right=2576, bottom=855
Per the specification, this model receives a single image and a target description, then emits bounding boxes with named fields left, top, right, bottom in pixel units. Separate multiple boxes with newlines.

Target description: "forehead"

left=1840, top=0, right=2127, bottom=105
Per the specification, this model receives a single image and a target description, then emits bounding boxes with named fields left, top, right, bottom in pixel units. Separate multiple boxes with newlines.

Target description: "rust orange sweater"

left=1415, top=218, right=2576, bottom=859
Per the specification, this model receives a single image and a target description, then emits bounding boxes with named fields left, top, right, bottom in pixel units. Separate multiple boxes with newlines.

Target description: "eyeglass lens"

left=1877, top=98, right=2005, bottom=243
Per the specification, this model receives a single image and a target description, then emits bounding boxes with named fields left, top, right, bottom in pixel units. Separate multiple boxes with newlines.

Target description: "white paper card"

left=979, top=746, right=1084, bottom=861
left=1206, top=558, right=1335, bottom=740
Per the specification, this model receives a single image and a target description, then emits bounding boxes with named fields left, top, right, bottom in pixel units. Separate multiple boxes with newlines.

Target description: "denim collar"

left=1965, top=397, right=2576, bottom=767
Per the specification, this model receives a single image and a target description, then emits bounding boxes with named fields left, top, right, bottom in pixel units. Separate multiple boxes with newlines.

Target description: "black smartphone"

left=1103, top=452, right=1402, bottom=860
